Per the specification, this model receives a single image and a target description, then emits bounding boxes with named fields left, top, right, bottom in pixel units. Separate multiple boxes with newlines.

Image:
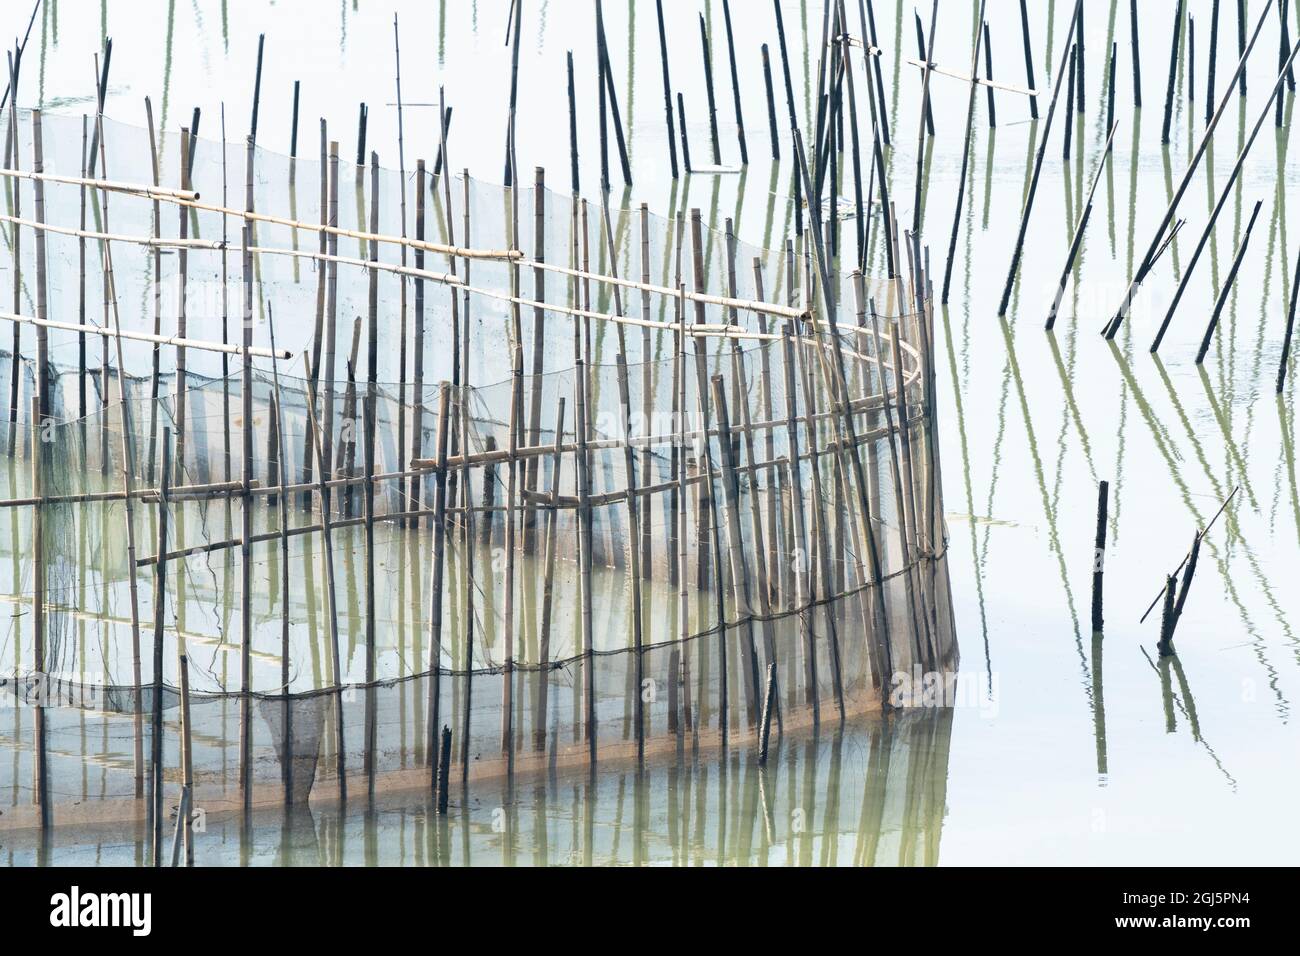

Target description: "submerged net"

left=0, top=107, right=955, bottom=825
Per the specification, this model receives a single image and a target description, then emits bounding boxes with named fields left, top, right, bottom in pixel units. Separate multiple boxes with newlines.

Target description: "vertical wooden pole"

left=615, top=353, right=646, bottom=756
left=239, top=136, right=256, bottom=809
left=303, top=358, right=346, bottom=800
left=30, top=397, right=49, bottom=831
left=1091, top=480, right=1109, bottom=632
left=428, top=383, right=450, bottom=779
left=535, top=397, right=566, bottom=751
left=150, top=427, right=172, bottom=866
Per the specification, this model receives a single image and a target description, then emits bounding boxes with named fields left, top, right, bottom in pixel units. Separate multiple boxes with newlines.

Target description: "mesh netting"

left=0, top=106, right=954, bottom=826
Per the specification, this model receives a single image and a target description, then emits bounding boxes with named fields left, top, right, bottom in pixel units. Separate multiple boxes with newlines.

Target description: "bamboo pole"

left=1195, top=198, right=1263, bottom=365
left=655, top=0, right=679, bottom=178
left=178, top=652, right=194, bottom=864
left=150, top=427, right=171, bottom=867
left=29, top=396, right=48, bottom=831
left=535, top=396, right=565, bottom=752
left=997, top=0, right=1085, bottom=317
left=173, top=128, right=191, bottom=484
left=1153, top=42, right=1299, bottom=351
left=1105, top=0, right=1275, bottom=338
left=940, top=0, right=989, bottom=305
left=267, top=305, right=292, bottom=804
left=1091, top=480, right=1109, bottom=633
left=779, top=325, right=817, bottom=722
left=303, top=356, right=345, bottom=800
left=1019, top=0, right=1040, bottom=118
left=699, top=13, right=722, bottom=166
left=7, top=55, right=22, bottom=456
left=1047, top=121, right=1120, bottom=330
left=615, top=353, right=646, bottom=755
left=144, top=100, right=163, bottom=483
left=720, top=0, right=748, bottom=165
left=239, top=136, right=255, bottom=809
left=710, top=375, right=761, bottom=727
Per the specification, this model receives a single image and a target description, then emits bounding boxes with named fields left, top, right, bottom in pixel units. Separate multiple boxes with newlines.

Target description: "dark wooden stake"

left=1091, top=480, right=1109, bottom=632
left=1196, top=198, right=1263, bottom=365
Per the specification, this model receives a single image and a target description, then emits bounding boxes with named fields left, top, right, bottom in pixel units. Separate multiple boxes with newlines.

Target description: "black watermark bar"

left=0, top=867, right=1279, bottom=943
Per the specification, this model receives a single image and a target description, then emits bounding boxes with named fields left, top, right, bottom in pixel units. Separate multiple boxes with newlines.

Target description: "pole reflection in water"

left=13, top=710, right=954, bottom=866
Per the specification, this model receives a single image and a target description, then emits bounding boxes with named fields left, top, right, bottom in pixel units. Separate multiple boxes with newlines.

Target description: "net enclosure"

left=0, top=106, right=955, bottom=841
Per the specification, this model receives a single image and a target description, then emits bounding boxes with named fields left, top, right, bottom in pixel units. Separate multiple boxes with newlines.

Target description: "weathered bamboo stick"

left=1278, top=233, right=1300, bottom=393
left=7, top=53, right=23, bottom=456
left=501, top=343, right=522, bottom=760
left=655, top=0, right=680, bottom=178
left=535, top=396, right=565, bottom=751
left=720, top=0, right=748, bottom=165
left=595, top=0, right=632, bottom=186
left=761, top=44, right=780, bottom=161
left=779, top=325, right=817, bottom=723
left=1047, top=121, right=1119, bottom=330
left=436, top=724, right=451, bottom=813
left=173, top=128, right=192, bottom=484
left=1131, top=0, right=1143, bottom=108
left=711, top=373, right=763, bottom=728
left=1207, top=0, right=1221, bottom=124
left=699, top=13, right=722, bottom=166
left=150, top=426, right=172, bottom=867
left=144, top=100, right=163, bottom=483
left=1019, top=0, right=1040, bottom=118
left=1063, top=46, right=1078, bottom=160
left=983, top=21, right=997, bottom=127
left=1161, top=1, right=1184, bottom=144
left=1105, top=0, right=1274, bottom=338
left=997, top=0, right=1085, bottom=317
left=1153, top=42, right=1298, bottom=351
left=266, top=306, right=293, bottom=805
left=30, top=110, right=49, bottom=419
left=940, top=0, right=989, bottom=305
left=303, top=356, right=346, bottom=799
left=239, top=135, right=256, bottom=808
left=615, top=352, right=646, bottom=754
left=177, top=651, right=194, bottom=863
left=29, top=396, right=48, bottom=831
left=425, top=382, right=450, bottom=782
left=1091, top=480, right=1109, bottom=633
left=1195, top=198, right=1263, bottom=365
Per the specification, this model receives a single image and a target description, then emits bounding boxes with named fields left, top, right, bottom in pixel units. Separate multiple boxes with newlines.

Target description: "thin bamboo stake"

left=303, top=356, right=346, bottom=800
left=997, top=0, right=1085, bottom=317
left=536, top=396, right=565, bottom=752
left=710, top=375, right=761, bottom=727
left=655, top=0, right=680, bottom=178
left=1162, top=1, right=1185, bottom=144
left=1153, top=42, right=1299, bottom=351
left=1131, top=0, right=1143, bottom=108
left=29, top=396, right=48, bottom=831
left=1047, top=121, right=1120, bottom=330
left=31, top=110, right=48, bottom=419
left=239, top=135, right=255, bottom=809
left=940, top=0, right=990, bottom=305
left=150, top=427, right=172, bottom=867
left=720, top=0, right=748, bottom=164
left=427, top=383, right=450, bottom=780
left=1091, top=480, right=1109, bottom=633
left=1195, top=198, right=1263, bottom=365
left=178, top=652, right=194, bottom=864
left=1019, top=0, right=1040, bottom=118
left=615, top=352, right=646, bottom=754
left=1105, top=1, right=1275, bottom=338
left=699, top=13, right=722, bottom=166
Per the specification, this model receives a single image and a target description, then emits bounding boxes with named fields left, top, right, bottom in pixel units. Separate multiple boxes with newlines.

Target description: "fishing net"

left=0, top=106, right=955, bottom=828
